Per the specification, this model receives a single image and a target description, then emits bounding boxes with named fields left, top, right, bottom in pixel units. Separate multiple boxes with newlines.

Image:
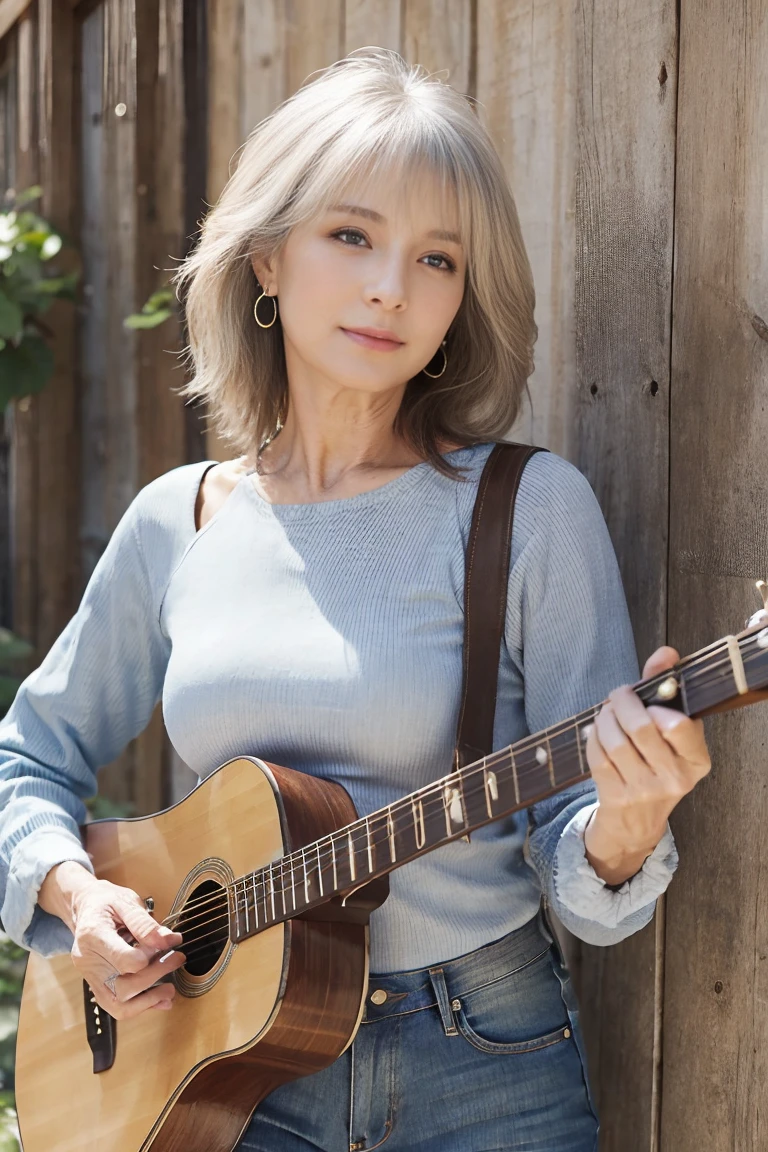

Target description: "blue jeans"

left=239, top=908, right=598, bottom=1151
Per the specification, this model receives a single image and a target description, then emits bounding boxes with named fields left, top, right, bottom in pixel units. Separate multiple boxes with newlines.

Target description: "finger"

left=117, top=896, right=183, bottom=954
left=647, top=707, right=711, bottom=776
left=109, top=947, right=187, bottom=1004
left=594, top=700, right=657, bottom=788
left=98, top=980, right=178, bottom=1021
left=642, top=646, right=680, bottom=680
left=608, top=686, right=679, bottom=774
left=584, top=719, right=627, bottom=803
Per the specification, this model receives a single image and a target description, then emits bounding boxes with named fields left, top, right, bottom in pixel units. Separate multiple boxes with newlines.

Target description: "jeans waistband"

left=362, top=910, right=552, bottom=1024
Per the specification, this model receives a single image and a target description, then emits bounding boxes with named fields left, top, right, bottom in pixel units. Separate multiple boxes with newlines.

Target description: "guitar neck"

left=228, top=622, right=768, bottom=942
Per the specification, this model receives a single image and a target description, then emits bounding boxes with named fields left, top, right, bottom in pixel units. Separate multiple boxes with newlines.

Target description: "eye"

left=422, top=253, right=457, bottom=273
left=331, top=228, right=457, bottom=273
left=331, top=228, right=369, bottom=247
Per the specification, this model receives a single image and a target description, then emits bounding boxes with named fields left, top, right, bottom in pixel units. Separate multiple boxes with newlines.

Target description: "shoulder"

left=127, top=458, right=221, bottom=568
left=451, top=443, right=604, bottom=548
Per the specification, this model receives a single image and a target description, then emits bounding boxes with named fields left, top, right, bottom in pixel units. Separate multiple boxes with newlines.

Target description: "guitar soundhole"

left=176, top=879, right=230, bottom=976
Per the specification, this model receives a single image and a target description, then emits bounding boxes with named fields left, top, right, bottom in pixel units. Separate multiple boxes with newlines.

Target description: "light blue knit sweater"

left=0, top=443, right=677, bottom=971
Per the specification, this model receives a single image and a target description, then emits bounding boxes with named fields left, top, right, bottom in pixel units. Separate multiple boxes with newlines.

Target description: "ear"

left=250, top=252, right=277, bottom=294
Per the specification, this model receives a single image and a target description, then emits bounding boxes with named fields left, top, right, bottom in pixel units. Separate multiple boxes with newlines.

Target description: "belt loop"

left=428, top=966, right=458, bottom=1037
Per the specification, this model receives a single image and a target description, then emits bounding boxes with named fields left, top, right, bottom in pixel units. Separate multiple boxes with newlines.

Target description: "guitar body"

left=15, top=757, right=381, bottom=1152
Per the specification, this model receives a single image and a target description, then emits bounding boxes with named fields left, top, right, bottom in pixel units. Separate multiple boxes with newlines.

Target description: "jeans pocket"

left=449, top=944, right=573, bottom=1056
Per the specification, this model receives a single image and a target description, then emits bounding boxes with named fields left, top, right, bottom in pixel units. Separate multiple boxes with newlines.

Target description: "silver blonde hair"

left=173, top=47, right=537, bottom=473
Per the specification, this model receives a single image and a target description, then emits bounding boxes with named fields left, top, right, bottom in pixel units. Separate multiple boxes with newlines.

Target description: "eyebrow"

left=328, top=203, right=462, bottom=246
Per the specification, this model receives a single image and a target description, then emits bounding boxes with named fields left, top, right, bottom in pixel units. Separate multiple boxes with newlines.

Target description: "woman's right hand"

left=38, top=861, right=185, bottom=1020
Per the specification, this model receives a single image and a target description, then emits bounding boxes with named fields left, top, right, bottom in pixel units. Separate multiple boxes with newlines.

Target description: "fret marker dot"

left=581, top=725, right=593, bottom=743
left=535, top=746, right=548, bottom=765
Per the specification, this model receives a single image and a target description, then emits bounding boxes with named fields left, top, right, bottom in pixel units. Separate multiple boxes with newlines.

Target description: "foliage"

left=0, top=629, right=33, bottom=717
left=0, top=186, right=80, bottom=410
left=123, top=286, right=176, bottom=330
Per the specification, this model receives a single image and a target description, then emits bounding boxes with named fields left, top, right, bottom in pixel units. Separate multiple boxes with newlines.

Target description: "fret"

left=268, top=868, right=276, bottom=921
left=387, top=806, right=397, bottom=863
left=301, top=846, right=310, bottom=903
left=242, top=877, right=249, bottom=935
left=575, top=722, right=586, bottom=774
left=347, top=830, right=357, bottom=882
left=289, top=856, right=296, bottom=910
left=280, top=860, right=287, bottom=915
left=546, top=735, right=555, bottom=787
left=548, top=725, right=583, bottom=786
left=255, top=870, right=264, bottom=926
left=330, top=834, right=338, bottom=890
left=411, top=796, right=426, bottom=849
left=365, top=816, right=374, bottom=873
left=316, top=842, right=324, bottom=897
left=511, top=750, right=520, bottom=804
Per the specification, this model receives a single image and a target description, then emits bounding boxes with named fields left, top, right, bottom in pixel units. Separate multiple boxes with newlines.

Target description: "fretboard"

left=227, top=621, right=768, bottom=943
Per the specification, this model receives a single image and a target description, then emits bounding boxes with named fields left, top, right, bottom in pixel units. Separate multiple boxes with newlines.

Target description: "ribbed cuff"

left=552, top=802, right=679, bottom=928
left=3, top=827, right=94, bottom=956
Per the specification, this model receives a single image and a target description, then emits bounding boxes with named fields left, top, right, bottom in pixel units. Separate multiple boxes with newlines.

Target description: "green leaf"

left=0, top=336, right=54, bottom=407
left=33, top=270, right=80, bottom=296
left=0, top=295, right=22, bottom=342
left=14, top=186, right=42, bottom=207
left=145, top=288, right=175, bottom=310
left=123, top=309, right=172, bottom=330
left=0, top=629, right=33, bottom=661
left=0, top=677, right=21, bottom=713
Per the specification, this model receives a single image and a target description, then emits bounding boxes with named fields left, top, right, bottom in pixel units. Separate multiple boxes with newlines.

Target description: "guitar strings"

left=162, top=631, right=768, bottom=937
left=175, top=638, right=768, bottom=965
left=166, top=633, right=768, bottom=936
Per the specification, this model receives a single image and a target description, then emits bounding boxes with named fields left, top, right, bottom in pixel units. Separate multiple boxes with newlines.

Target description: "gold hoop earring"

left=422, top=340, right=448, bottom=379
left=254, top=289, right=278, bottom=329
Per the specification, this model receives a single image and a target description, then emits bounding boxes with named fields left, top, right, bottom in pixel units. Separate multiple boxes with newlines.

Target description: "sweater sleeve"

left=0, top=485, right=177, bottom=957
left=506, top=452, right=678, bottom=946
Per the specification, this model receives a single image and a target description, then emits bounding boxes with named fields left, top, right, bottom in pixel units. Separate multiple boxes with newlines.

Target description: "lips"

left=341, top=327, right=404, bottom=351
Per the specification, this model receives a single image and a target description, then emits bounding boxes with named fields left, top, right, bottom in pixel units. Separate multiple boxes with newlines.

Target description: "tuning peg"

left=745, top=581, right=768, bottom=628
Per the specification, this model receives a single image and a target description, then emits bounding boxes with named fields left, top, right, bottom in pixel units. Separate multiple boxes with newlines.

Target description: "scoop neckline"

left=236, top=444, right=481, bottom=518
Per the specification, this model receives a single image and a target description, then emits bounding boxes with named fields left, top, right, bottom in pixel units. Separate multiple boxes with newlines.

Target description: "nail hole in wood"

left=590, top=383, right=598, bottom=397
left=658, top=62, right=668, bottom=86
left=714, top=981, right=723, bottom=994
left=650, top=380, right=659, bottom=396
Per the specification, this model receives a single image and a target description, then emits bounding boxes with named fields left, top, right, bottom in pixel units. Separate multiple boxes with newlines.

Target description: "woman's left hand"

left=583, top=645, right=712, bottom=886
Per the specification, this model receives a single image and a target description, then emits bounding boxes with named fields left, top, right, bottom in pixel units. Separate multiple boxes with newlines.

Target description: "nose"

left=363, top=253, right=408, bottom=311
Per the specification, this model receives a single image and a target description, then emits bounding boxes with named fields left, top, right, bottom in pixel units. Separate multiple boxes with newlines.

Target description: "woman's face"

left=252, top=166, right=467, bottom=397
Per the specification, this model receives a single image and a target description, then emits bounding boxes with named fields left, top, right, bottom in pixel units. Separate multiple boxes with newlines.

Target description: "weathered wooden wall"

left=1, top=1, right=766, bottom=1146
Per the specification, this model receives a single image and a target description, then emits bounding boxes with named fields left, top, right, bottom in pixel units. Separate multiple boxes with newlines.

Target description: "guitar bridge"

left=83, top=980, right=117, bottom=1073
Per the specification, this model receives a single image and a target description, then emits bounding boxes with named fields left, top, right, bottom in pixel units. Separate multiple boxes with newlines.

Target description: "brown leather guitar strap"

left=454, top=442, right=547, bottom=770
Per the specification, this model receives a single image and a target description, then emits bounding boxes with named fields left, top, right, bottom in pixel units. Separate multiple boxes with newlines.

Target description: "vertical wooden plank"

left=570, top=1, right=677, bottom=1148
left=403, top=0, right=472, bottom=95
left=284, top=0, right=343, bottom=95
left=344, top=0, right=401, bottom=54
left=573, top=2, right=678, bottom=1146
left=476, top=1, right=575, bottom=454
left=10, top=6, right=39, bottom=668
left=133, top=0, right=188, bottom=814
left=204, top=0, right=241, bottom=463
left=35, top=0, right=79, bottom=658
left=182, top=0, right=210, bottom=464
left=0, top=32, right=17, bottom=632
left=662, top=2, right=768, bottom=1148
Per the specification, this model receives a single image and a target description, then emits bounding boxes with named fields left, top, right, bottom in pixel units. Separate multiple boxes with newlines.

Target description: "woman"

left=0, top=49, right=710, bottom=1150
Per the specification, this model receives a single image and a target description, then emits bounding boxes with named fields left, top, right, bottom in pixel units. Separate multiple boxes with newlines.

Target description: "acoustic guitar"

left=14, top=605, right=768, bottom=1151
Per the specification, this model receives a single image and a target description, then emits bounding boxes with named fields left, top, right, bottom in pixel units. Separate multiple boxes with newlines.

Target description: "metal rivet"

left=564, top=1027, right=571, bottom=1038
left=451, top=998, right=461, bottom=1011
left=370, top=988, right=388, bottom=1005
